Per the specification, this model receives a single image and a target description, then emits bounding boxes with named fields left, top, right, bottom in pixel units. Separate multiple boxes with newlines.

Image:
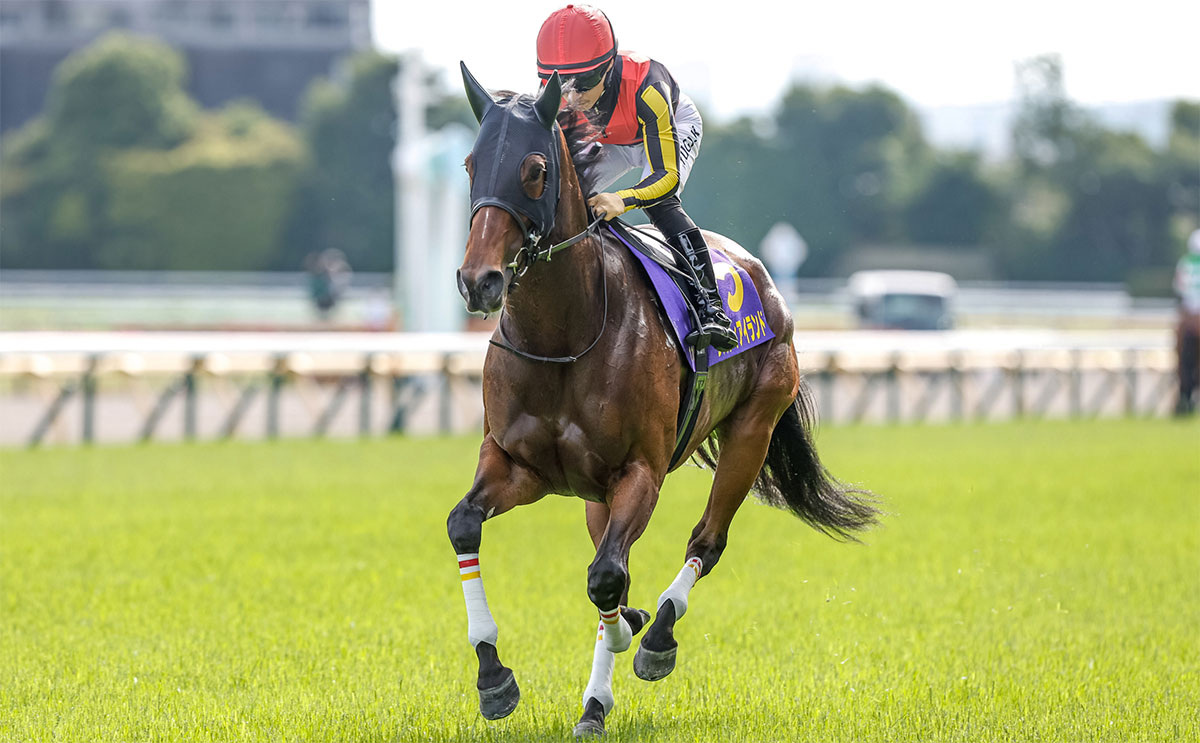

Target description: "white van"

left=848, top=270, right=957, bottom=330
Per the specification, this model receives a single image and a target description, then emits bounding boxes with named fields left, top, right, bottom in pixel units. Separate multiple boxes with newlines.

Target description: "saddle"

left=605, top=220, right=774, bottom=467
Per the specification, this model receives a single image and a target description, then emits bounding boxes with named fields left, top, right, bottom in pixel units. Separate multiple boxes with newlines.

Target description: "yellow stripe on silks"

left=627, top=85, right=679, bottom=204
left=460, top=571, right=481, bottom=581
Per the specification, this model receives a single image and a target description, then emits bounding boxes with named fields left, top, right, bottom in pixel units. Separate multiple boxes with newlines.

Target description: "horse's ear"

left=534, top=71, right=561, bottom=130
left=460, top=61, right=493, bottom=124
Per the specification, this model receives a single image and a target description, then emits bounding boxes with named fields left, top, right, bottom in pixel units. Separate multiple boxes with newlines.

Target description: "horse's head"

left=457, top=63, right=563, bottom=314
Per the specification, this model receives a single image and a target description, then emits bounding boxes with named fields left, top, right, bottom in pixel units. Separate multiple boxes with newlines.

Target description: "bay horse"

left=448, top=64, right=878, bottom=737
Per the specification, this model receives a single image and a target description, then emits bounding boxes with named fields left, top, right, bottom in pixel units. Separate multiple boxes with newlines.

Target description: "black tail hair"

left=698, top=379, right=879, bottom=540
left=756, top=380, right=879, bottom=540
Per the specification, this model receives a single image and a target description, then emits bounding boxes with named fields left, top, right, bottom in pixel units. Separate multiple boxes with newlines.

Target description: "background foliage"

left=1, top=36, right=1196, bottom=286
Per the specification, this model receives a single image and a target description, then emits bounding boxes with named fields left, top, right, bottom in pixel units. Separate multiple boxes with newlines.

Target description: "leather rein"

left=490, top=216, right=609, bottom=364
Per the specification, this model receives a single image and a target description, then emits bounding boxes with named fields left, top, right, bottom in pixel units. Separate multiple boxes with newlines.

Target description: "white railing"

left=0, top=329, right=1177, bottom=447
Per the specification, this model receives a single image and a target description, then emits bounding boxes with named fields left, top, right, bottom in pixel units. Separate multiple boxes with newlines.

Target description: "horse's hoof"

left=633, top=642, right=677, bottom=681
left=573, top=697, right=607, bottom=737
left=573, top=719, right=606, bottom=738
left=623, top=607, right=652, bottom=635
left=477, top=667, right=520, bottom=720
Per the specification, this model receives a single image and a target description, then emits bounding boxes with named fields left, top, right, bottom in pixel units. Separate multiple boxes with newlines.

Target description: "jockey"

left=536, top=3, right=739, bottom=352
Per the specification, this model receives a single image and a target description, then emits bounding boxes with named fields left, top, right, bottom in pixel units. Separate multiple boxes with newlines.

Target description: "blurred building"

left=0, top=0, right=372, bottom=133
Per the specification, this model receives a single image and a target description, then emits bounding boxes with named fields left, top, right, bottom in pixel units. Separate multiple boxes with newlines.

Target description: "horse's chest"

left=493, top=405, right=621, bottom=500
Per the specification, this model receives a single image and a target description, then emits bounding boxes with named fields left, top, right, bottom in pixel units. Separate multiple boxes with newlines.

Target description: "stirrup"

left=705, top=322, right=740, bottom=352
left=686, top=319, right=738, bottom=352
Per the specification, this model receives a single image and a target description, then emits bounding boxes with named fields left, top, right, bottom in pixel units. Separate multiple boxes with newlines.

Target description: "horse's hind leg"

left=447, top=435, right=547, bottom=720
left=574, top=471, right=657, bottom=737
left=636, top=350, right=798, bottom=682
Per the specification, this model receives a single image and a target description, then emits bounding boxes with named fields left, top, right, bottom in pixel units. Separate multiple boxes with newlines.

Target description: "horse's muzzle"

left=457, top=268, right=506, bottom=314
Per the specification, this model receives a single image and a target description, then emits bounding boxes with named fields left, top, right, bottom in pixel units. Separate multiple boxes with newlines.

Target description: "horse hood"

left=468, top=96, right=562, bottom=240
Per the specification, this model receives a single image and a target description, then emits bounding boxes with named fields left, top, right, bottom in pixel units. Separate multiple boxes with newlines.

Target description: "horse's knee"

left=447, top=500, right=486, bottom=554
left=587, top=557, right=627, bottom=610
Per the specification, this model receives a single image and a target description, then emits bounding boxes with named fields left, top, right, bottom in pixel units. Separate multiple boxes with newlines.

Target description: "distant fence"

left=0, top=330, right=1177, bottom=447
left=1, top=271, right=1176, bottom=331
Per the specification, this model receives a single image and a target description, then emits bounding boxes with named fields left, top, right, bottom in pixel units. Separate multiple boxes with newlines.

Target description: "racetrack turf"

left=1, top=419, right=1196, bottom=741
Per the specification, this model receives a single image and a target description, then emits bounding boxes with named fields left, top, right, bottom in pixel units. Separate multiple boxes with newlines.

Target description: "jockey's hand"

left=587, top=192, right=625, bottom=221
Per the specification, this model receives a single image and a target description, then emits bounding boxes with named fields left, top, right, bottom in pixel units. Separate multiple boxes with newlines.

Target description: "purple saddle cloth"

left=606, top=224, right=775, bottom=371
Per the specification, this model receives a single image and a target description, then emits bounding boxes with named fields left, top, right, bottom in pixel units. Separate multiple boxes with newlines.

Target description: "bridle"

left=461, top=63, right=611, bottom=364
left=491, top=214, right=610, bottom=364
left=506, top=215, right=604, bottom=282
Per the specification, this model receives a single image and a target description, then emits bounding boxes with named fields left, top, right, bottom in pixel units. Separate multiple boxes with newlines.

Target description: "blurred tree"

left=102, top=102, right=304, bottom=270
left=279, top=52, right=398, bottom=273
left=1007, top=56, right=1191, bottom=282
left=47, top=33, right=198, bottom=153
left=1164, top=101, right=1200, bottom=251
left=1011, top=54, right=1085, bottom=175
left=1050, top=127, right=1170, bottom=281
left=688, top=83, right=928, bottom=275
left=904, top=152, right=1002, bottom=246
left=684, top=115, right=786, bottom=251
left=1, top=33, right=200, bottom=269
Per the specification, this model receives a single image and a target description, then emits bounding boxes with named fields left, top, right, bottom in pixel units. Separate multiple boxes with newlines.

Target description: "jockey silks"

left=560, top=52, right=687, bottom=212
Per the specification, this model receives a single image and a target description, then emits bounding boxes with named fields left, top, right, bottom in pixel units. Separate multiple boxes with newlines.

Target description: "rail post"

left=440, top=354, right=454, bottom=434
left=1012, top=350, right=1026, bottom=419
left=1124, top=348, right=1138, bottom=416
left=950, top=350, right=964, bottom=422
left=184, top=356, right=201, bottom=441
left=267, top=355, right=287, bottom=439
left=81, top=355, right=98, bottom=445
left=1070, top=349, right=1083, bottom=418
left=359, top=354, right=374, bottom=436
left=886, top=352, right=901, bottom=423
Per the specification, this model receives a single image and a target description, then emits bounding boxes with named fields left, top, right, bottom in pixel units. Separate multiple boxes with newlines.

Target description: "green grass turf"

left=1, top=419, right=1197, bottom=742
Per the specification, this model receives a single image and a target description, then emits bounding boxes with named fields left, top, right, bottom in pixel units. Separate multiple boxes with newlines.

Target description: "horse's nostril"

left=480, top=271, right=503, bottom=294
left=479, top=270, right=505, bottom=304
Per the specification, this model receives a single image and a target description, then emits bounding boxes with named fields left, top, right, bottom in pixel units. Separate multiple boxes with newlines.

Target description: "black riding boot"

left=670, top=229, right=740, bottom=352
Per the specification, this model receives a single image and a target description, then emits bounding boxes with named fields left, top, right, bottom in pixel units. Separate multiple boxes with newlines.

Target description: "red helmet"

left=536, top=4, right=617, bottom=81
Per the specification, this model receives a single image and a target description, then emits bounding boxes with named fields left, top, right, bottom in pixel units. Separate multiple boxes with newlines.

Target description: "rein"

left=490, top=216, right=609, bottom=364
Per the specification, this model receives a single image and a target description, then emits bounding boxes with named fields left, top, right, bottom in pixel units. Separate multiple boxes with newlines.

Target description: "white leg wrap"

left=582, top=621, right=616, bottom=713
left=457, top=553, right=498, bottom=647
left=598, top=606, right=632, bottom=653
left=657, top=557, right=703, bottom=620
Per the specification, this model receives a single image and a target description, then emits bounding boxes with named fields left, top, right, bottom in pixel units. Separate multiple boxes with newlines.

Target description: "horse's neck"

left=503, top=136, right=604, bottom=346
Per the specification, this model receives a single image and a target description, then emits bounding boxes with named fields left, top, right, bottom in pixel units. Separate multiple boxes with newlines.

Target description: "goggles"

left=564, top=63, right=609, bottom=93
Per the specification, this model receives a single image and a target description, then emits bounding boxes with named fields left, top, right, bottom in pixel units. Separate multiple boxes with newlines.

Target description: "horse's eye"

left=520, top=155, right=547, bottom=199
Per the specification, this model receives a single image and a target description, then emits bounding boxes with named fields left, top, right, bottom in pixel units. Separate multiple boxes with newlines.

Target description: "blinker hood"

left=462, top=62, right=563, bottom=241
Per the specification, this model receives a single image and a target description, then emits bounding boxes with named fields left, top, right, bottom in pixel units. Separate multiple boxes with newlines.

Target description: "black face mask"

left=462, top=63, right=563, bottom=244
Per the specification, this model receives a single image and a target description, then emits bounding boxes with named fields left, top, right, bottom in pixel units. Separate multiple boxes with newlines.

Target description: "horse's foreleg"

left=636, top=380, right=792, bottom=682
left=447, top=435, right=546, bottom=720
left=589, top=464, right=658, bottom=649
left=573, top=473, right=657, bottom=737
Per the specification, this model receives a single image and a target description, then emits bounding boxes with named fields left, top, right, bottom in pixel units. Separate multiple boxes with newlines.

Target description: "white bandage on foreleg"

left=457, top=553, right=498, bottom=647
left=657, top=556, right=703, bottom=620
left=582, top=621, right=616, bottom=713
left=598, top=606, right=632, bottom=653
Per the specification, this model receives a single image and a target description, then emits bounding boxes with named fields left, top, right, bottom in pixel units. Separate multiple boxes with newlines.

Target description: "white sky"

left=373, top=0, right=1200, bottom=120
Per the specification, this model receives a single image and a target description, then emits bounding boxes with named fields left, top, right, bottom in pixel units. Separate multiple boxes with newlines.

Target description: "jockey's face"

left=564, top=61, right=610, bottom=112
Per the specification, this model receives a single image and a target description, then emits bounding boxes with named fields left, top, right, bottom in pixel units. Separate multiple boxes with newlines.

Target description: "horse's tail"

left=751, top=379, right=879, bottom=541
